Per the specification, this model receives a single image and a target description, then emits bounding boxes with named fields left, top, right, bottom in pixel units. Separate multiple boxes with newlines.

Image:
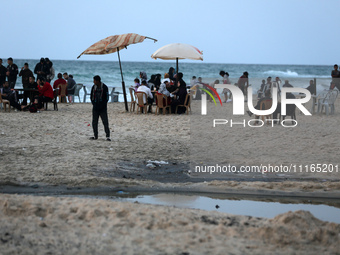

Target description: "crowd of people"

left=0, top=57, right=77, bottom=111
left=132, top=68, right=188, bottom=114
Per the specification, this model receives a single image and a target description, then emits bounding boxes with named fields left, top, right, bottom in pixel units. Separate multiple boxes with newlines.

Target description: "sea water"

left=11, top=59, right=334, bottom=102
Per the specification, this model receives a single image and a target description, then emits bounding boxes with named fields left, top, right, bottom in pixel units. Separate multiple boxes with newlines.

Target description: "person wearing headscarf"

left=139, top=71, right=148, bottom=84
left=168, top=67, right=175, bottom=82
left=148, top=74, right=156, bottom=90
left=154, top=74, right=161, bottom=91
left=171, top=72, right=188, bottom=114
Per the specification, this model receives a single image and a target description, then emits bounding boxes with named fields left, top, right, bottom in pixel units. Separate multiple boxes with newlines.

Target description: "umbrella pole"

left=117, top=48, right=129, bottom=111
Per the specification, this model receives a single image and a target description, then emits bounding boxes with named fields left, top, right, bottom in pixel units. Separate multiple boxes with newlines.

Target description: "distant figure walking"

left=237, top=71, right=249, bottom=97
left=219, top=71, right=231, bottom=102
left=90, top=75, right=111, bottom=141
left=331, top=64, right=340, bottom=90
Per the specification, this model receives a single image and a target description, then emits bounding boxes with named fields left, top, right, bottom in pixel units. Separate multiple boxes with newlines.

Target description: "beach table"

left=14, top=88, right=39, bottom=105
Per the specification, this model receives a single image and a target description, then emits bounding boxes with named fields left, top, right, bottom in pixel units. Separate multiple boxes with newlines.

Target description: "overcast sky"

left=1, top=0, right=338, bottom=65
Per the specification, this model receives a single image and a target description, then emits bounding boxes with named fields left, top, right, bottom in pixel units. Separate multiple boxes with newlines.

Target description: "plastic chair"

left=135, top=91, right=151, bottom=114
left=68, top=84, right=83, bottom=103
left=83, top=86, right=91, bottom=103
left=129, top=87, right=136, bottom=112
left=316, top=90, right=331, bottom=113
left=319, top=90, right=338, bottom=115
left=0, top=93, right=10, bottom=112
left=175, top=93, right=191, bottom=115
left=45, top=89, right=59, bottom=111
left=109, top=87, right=119, bottom=103
left=58, top=83, right=68, bottom=103
left=155, top=93, right=171, bottom=115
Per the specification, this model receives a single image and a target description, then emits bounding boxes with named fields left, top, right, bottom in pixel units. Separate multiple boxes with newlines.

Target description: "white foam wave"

left=263, top=70, right=329, bottom=78
left=263, top=70, right=299, bottom=77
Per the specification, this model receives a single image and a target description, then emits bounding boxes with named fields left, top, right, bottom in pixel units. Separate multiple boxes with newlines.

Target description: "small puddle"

left=70, top=192, right=340, bottom=224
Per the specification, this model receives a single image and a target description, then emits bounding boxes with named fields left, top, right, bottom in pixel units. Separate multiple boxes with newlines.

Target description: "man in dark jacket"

left=19, top=63, right=34, bottom=88
left=90, top=75, right=111, bottom=141
left=6, top=57, right=18, bottom=88
left=34, top=58, right=50, bottom=81
left=0, top=58, right=7, bottom=88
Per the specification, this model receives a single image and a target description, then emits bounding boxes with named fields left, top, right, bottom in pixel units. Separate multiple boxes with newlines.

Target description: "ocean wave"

left=263, top=70, right=329, bottom=78
left=263, top=70, right=299, bottom=77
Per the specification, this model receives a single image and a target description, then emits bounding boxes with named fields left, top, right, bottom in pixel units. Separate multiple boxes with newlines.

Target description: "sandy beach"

left=1, top=98, right=340, bottom=254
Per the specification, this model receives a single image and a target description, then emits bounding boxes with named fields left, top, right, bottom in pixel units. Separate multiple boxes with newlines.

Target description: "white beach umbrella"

left=151, top=43, right=203, bottom=81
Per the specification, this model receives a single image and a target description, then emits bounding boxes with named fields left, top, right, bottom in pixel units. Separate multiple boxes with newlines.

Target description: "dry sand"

left=0, top=99, right=340, bottom=254
left=1, top=194, right=339, bottom=255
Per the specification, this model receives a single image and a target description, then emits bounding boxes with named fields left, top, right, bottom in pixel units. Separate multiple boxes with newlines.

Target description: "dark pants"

left=3, top=94, right=22, bottom=111
left=35, top=96, right=52, bottom=109
left=22, top=91, right=39, bottom=105
left=9, top=79, right=16, bottom=89
left=92, top=108, right=110, bottom=138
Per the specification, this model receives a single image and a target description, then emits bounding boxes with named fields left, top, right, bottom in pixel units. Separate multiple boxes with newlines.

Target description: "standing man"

left=0, top=58, right=7, bottom=88
left=34, top=58, right=50, bottom=81
left=19, top=63, right=34, bottom=88
left=6, top=57, right=18, bottom=89
left=45, top=58, right=55, bottom=83
left=90, top=75, right=111, bottom=141
left=331, top=64, right=340, bottom=90
left=237, top=71, right=249, bottom=98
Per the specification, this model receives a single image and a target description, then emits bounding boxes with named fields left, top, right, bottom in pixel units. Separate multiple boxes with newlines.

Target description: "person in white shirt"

left=220, top=71, right=231, bottom=102
left=158, top=78, right=171, bottom=97
left=137, top=80, right=153, bottom=112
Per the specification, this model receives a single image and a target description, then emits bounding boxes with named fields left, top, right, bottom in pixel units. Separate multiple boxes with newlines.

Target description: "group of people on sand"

left=132, top=67, right=188, bottom=114
left=0, top=57, right=77, bottom=111
left=189, top=71, right=249, bottom=103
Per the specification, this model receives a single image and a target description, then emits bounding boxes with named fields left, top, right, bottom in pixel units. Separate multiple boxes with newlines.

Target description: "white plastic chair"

left=109, top=87, right=119, bottom=103
left=316, top=90, right=331, bottom=113
left=68, top=84, right=83, bottom=103
left=318, top=90, right=338, bottom=115
left=83, top=86, right=91, bottom=103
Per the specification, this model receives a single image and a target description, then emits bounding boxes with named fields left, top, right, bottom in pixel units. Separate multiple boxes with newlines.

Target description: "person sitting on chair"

left=158, top=78, right=171, bottom=97
left=171, top=73, right=188, bottom=114
left=137, top=80, right=153, bottom=112
left=305, top=80, right=316, bottom=95
left=21, top=76, right=39, bottom=105
left=247, top=90, right=272, bottom=118
left=34, top=77, right=54, bottom=109
left=53, top=73, right=67, bottom=89
left=63, top=72, right=76, bottom=103
left=272, top=92, right=296, bottom=123
left=0, top=81, right=22, bottom=111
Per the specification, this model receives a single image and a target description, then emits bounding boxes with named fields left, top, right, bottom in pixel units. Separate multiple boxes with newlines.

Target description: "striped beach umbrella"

left=77, top=33, right=157, bottom=111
